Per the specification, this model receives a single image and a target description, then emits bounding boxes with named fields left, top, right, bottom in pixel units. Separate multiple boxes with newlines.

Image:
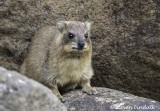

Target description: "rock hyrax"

left=20, top=21, right=97, bottom=99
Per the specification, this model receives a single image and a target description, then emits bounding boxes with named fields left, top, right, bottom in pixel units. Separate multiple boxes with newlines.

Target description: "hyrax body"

left=20, top=21, right=96, bottom=99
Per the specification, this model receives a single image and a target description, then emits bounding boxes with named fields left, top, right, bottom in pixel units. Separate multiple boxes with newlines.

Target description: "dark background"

left=0, top=0, right=160, bottom=101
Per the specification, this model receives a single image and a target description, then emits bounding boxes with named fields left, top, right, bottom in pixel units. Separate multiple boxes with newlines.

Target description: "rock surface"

left=64, top=87, right=160, bottom=111
left=0, top=67, right=67, bottom=111
left=0, top=67, right=160, bottom=111
left=0, top=0, right=160, bottom=100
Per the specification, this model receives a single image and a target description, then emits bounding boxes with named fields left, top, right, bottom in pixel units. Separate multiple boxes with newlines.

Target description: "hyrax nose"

left=78, top=42, right=85, bottom=50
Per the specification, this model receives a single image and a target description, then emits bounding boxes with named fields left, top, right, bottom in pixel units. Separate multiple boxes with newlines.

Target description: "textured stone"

left=0, top=0, right=160, bottom=100
left=64, top=87, right=160, bottom=111
left=0, top=67, right=67, bottom=111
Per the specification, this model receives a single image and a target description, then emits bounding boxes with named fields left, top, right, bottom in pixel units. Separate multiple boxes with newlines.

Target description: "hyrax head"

left=56, top=21, right=92, bottom=55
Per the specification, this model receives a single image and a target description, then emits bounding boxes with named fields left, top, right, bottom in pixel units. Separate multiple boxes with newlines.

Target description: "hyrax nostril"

left=78, top=42, right=85, bottom=49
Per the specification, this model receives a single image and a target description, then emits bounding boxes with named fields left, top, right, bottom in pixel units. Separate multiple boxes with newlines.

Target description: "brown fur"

left=20, top=21, right=96, bottom=99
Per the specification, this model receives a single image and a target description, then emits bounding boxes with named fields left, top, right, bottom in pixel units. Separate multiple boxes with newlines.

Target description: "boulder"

left=1, top=67, right=159, bottom=111
left=0, top=0, right=160, bottom=100
left=0, top=67, right=67, bottom=111
left=64, top=87, right=160, bottom=111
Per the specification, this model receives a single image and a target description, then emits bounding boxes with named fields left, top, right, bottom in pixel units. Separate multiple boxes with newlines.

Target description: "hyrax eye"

left=68, top=33, right=74, bottom=39
left=85, top=34, right=88, bottom=38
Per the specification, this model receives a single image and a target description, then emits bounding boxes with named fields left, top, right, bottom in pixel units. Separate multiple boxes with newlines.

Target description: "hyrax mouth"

left=72, top=47, right=86, bottom=50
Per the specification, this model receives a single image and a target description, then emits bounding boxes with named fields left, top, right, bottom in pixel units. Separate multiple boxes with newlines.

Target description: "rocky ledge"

left=0, top=66, right=160, bottom=111
left=64, top=88, right=160, bottom=111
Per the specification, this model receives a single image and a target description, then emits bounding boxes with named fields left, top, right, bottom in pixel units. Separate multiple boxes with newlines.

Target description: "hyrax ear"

left=56, top=21, right=68, bottom=33
left=84, top=21, right=92, bottom=31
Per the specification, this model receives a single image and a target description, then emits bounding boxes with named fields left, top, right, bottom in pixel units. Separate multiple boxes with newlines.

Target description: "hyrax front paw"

left=56, top=94, right=63, bottom=99
left=57, top=95, right=66, bottom=103
left=83, top=87, right=97, bottom=95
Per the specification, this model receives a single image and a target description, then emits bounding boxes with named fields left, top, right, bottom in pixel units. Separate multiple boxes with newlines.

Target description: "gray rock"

left=63, top=87, right=160, bottom=111
left=0, top=0, right=160, bottom=101
left=0, top=67, right=67, bottom=111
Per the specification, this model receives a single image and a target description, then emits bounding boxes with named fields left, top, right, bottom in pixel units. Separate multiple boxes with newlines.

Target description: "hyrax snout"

left=20, top=21, right=97, bottom=99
